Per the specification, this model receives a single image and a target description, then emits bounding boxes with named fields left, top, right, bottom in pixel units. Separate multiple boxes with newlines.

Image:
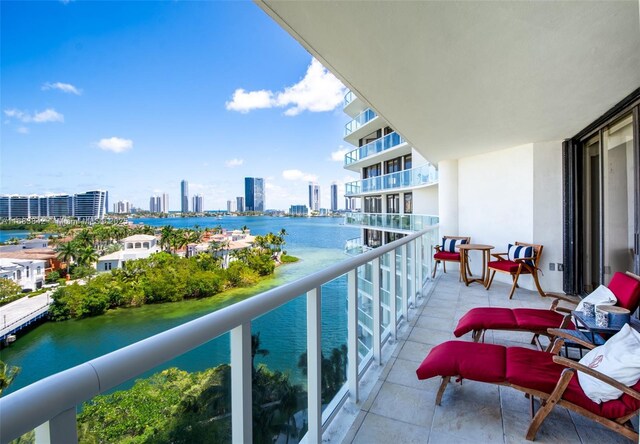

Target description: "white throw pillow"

left=577, top=324, right=640, bottom=403
left=575, top=285, right=617, bottom=312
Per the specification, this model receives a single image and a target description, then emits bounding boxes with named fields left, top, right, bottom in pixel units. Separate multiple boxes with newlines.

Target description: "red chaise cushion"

left=454, top=307, right=517, bottom=337
left=434, top=251, right=461, bottom=261
left=513, top=308, right=574, bottom=330
left=416, top=341, right=507, bottom=383
left=608, top=272, right=640, bottom=312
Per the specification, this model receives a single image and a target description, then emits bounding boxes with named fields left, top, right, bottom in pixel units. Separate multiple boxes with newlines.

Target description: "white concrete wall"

left=413, top=186, right=439, bottom=216
left=532, top=141, right=564, bottom=292
left=454, top=142, right=564, bottom=293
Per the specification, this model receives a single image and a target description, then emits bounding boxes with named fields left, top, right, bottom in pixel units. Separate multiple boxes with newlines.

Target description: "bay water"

left=1, top=216, right=358, bottom=394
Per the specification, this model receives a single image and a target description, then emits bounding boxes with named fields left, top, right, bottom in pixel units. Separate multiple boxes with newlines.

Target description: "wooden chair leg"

left=485, top=270, right=496, bottom=290
left=435, top=376, right=451, bottom=406
left=525, top=369, right=574, bottom=440
left=508, top=269, right=522, bottom=299
left=531, top=271, right=546, bottom=297
left=443, top=261, right=447, bottom=274
left=432, top=260, right=439, bottom=279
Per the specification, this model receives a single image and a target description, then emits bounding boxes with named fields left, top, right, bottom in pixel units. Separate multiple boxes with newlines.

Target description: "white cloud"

left=225, top=89, right=273, bottom=113
left=330, top=146, right=349, bottom=162
left=282, top=169, right=318, bottom=182
left=225, top=158, right=244, bottom=168
left=17, top=127, right=29, bottom=134
left=95, top=137, right=133, bottom=153
left=42, top=82, right=82, bottom=95
left=226, top=58, right=346, bottom=116
left=3, top=108, right=64, bottom=123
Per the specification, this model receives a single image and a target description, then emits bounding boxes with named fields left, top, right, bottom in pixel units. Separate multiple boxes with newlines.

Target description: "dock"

left=0, top=292, right=52, bottom=344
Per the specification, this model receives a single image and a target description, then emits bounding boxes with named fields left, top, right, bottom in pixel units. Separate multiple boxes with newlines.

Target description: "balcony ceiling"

left=258, top=1, right=640, bottom=163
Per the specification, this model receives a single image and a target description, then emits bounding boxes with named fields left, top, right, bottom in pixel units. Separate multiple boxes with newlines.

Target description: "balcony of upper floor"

left=345, top=163, right=438, bottom=197
left=343, top=131, right=411, bottom=172
left=345, top=212, right=439, bottom=234
left=344, top=108, right=382, bottom=145
left=343, top=90, right=368, bottom=118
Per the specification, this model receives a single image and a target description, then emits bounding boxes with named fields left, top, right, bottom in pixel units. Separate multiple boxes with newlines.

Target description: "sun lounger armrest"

left=552, top=356, right=640, bottom=401
left=625, top=271, right=640, bottom=282
left=547, top=329, right=597, bottom=350
left=545, top=292, right=580, bottom=306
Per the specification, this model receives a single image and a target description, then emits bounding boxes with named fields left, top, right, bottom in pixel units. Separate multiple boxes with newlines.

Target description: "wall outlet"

left=557, top=263, right=564, bottom=271
left=549, top=263, right=555, bottom=271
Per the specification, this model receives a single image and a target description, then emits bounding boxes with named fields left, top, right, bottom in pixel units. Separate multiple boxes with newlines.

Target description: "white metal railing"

left=345, top=163, right=438, bottom=196
left=0, top=226, right=438, bottom=444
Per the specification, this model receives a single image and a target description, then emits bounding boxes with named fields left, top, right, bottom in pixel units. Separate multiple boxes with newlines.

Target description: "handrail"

left=0, top=303, right=50, bottom=333
left=0, top=226, right=437, bottom=442
left=344, top=131, right=405, bottom=165
left=345, top=163, right=438, bottom=195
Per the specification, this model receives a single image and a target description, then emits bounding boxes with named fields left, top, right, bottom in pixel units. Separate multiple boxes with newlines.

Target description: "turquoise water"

left=1, top=217, right=358, bottom=394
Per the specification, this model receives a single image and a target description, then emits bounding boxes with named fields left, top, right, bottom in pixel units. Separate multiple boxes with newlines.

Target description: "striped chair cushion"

left=442, top=238, right=467, bottom=253
left=508, top=244, right=534, bottom=266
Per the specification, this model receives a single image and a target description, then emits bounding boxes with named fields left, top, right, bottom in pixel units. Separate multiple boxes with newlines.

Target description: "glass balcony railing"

left=344, top=132, right=406, bottom=165
left=344, top=213, right=440, bottom=232
left=344, top=236, right=373, bottom=256
left=344, top=108, right=377, bottom=136
left=343, top=90, right=355, bottom=108
left=0, top=226, right=439, bottom=444
left=345, top=163, right=438, bottom=196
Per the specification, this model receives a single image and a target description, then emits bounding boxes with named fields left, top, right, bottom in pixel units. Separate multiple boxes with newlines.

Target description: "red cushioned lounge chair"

left=485, top=241, right=546, bottom=299
left=454, top=271, right=640, bottom=348
left=416, top=337, right=640, bottom=441
left=432, top=235, right=471, bottom=280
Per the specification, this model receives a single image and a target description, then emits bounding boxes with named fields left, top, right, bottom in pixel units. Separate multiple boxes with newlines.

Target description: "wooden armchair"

left=485, top=241, right=545, bottom=299
left=432, top=235, right=471, bottom=279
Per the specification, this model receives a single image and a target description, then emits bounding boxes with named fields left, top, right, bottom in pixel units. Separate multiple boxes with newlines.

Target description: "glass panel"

left=582, top=134, right=601, bottom=291
left=603, top=113, right=635, bottom=283
left=356, top=264, right=373, bottom=360
left=252, top=296, right=307, bottom=443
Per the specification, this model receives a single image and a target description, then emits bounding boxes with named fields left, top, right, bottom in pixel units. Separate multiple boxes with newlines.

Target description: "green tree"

left=0, top=360, right=20, bottom=395
left=0, top=278, right=22, bottom=301
left=56, top=241, right=77, bottom=275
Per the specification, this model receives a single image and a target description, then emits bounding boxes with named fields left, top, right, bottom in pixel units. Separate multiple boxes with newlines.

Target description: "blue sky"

left=1, top=1, right=357, bottom=211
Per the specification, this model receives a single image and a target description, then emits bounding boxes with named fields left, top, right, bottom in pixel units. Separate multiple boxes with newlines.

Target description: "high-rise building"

left=114, top=201, right=131, bottom=214
left=181, top=180, right=189, bottom=213
left=308, top=182, right=320, bottom=211
left=330, top=182, right=338, bottom=212
left=244, top=177, right=265, bottom=212
left=289, top=204, right=309, bottom=216
left=192, top=194, right=203, bottom=213
left=161, top=193, right=169, bottom=214
left=0, top=191, right=107, bottom=220
left=236, top=196, right=245, bottom=212
left=227, top=200, right=237, bottom=213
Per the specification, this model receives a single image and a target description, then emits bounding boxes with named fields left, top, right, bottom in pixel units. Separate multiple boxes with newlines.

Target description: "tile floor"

left=337, top=272, right=637, bottom=444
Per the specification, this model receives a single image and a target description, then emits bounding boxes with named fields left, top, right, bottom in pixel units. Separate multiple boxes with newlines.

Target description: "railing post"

left=231, top=322, right=252, bottom=444
left=347, top=269, right=359, bottom=403
left=34, top=407, right=77, bottom=444
left=372, top=257, right=381, bottom=364
left=401, top=243, right=409, bottom=321
left=390, top=249, right=397, bottom=340
left=416, top=236, right=424, bottom=298
left=411, top=239, right=418, bottom=308
left=307, top=287, right=322, bottom=444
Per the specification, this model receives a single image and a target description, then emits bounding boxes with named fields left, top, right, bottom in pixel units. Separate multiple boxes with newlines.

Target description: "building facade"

left=236, top=196, right=245, bottom=212
left=0, top=191, right=106, bottom=220
left=330, top=182, right=338, bottom=212
left=192, top=194, right=203, bottom=213
left=244, top=177, right=264, bottom=212
left=308, top=182, right=320, bottom=211
left=289, top=204, right=309, bottom=216
left=180, top=180, right=189, bottom=213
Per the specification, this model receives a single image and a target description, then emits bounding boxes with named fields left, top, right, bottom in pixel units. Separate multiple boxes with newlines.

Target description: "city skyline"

left=0, top=2, right=358, bottom=210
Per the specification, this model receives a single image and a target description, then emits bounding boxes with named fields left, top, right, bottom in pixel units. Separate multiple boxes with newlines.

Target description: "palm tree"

left=76, top=245, right=99, bottom=268
left=74, top=229, right=94, bottom=249
left=160, top=226, right=174, bottom=252
left=56, top=241, right=77, bottom=275
left=0, top=360, right=20, bottom=395
left=251, top=333, right=270, bottom=378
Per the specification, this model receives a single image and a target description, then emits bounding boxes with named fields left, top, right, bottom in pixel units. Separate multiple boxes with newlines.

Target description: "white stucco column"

left=438, top=159, right=459, bottom=236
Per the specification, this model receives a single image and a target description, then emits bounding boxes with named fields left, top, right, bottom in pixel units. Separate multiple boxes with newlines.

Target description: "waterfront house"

left=96, top=234, right=160, bottom=272
left=0, top=258, right=46, bottom=292
left=1, top=3, right=638, bottom=443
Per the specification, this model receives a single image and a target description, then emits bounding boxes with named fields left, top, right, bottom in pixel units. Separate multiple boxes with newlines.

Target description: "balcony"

left=345, top=213, right=439, bottom=233
left=345, top=163, right=438, bottom=196
left=344, top=236, right=372, bottom=256
left=1, top=224, right=634, bottom=443
left=344, top=132, right=408, bottom=170
left=344, top=108, right=378, bottom=144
